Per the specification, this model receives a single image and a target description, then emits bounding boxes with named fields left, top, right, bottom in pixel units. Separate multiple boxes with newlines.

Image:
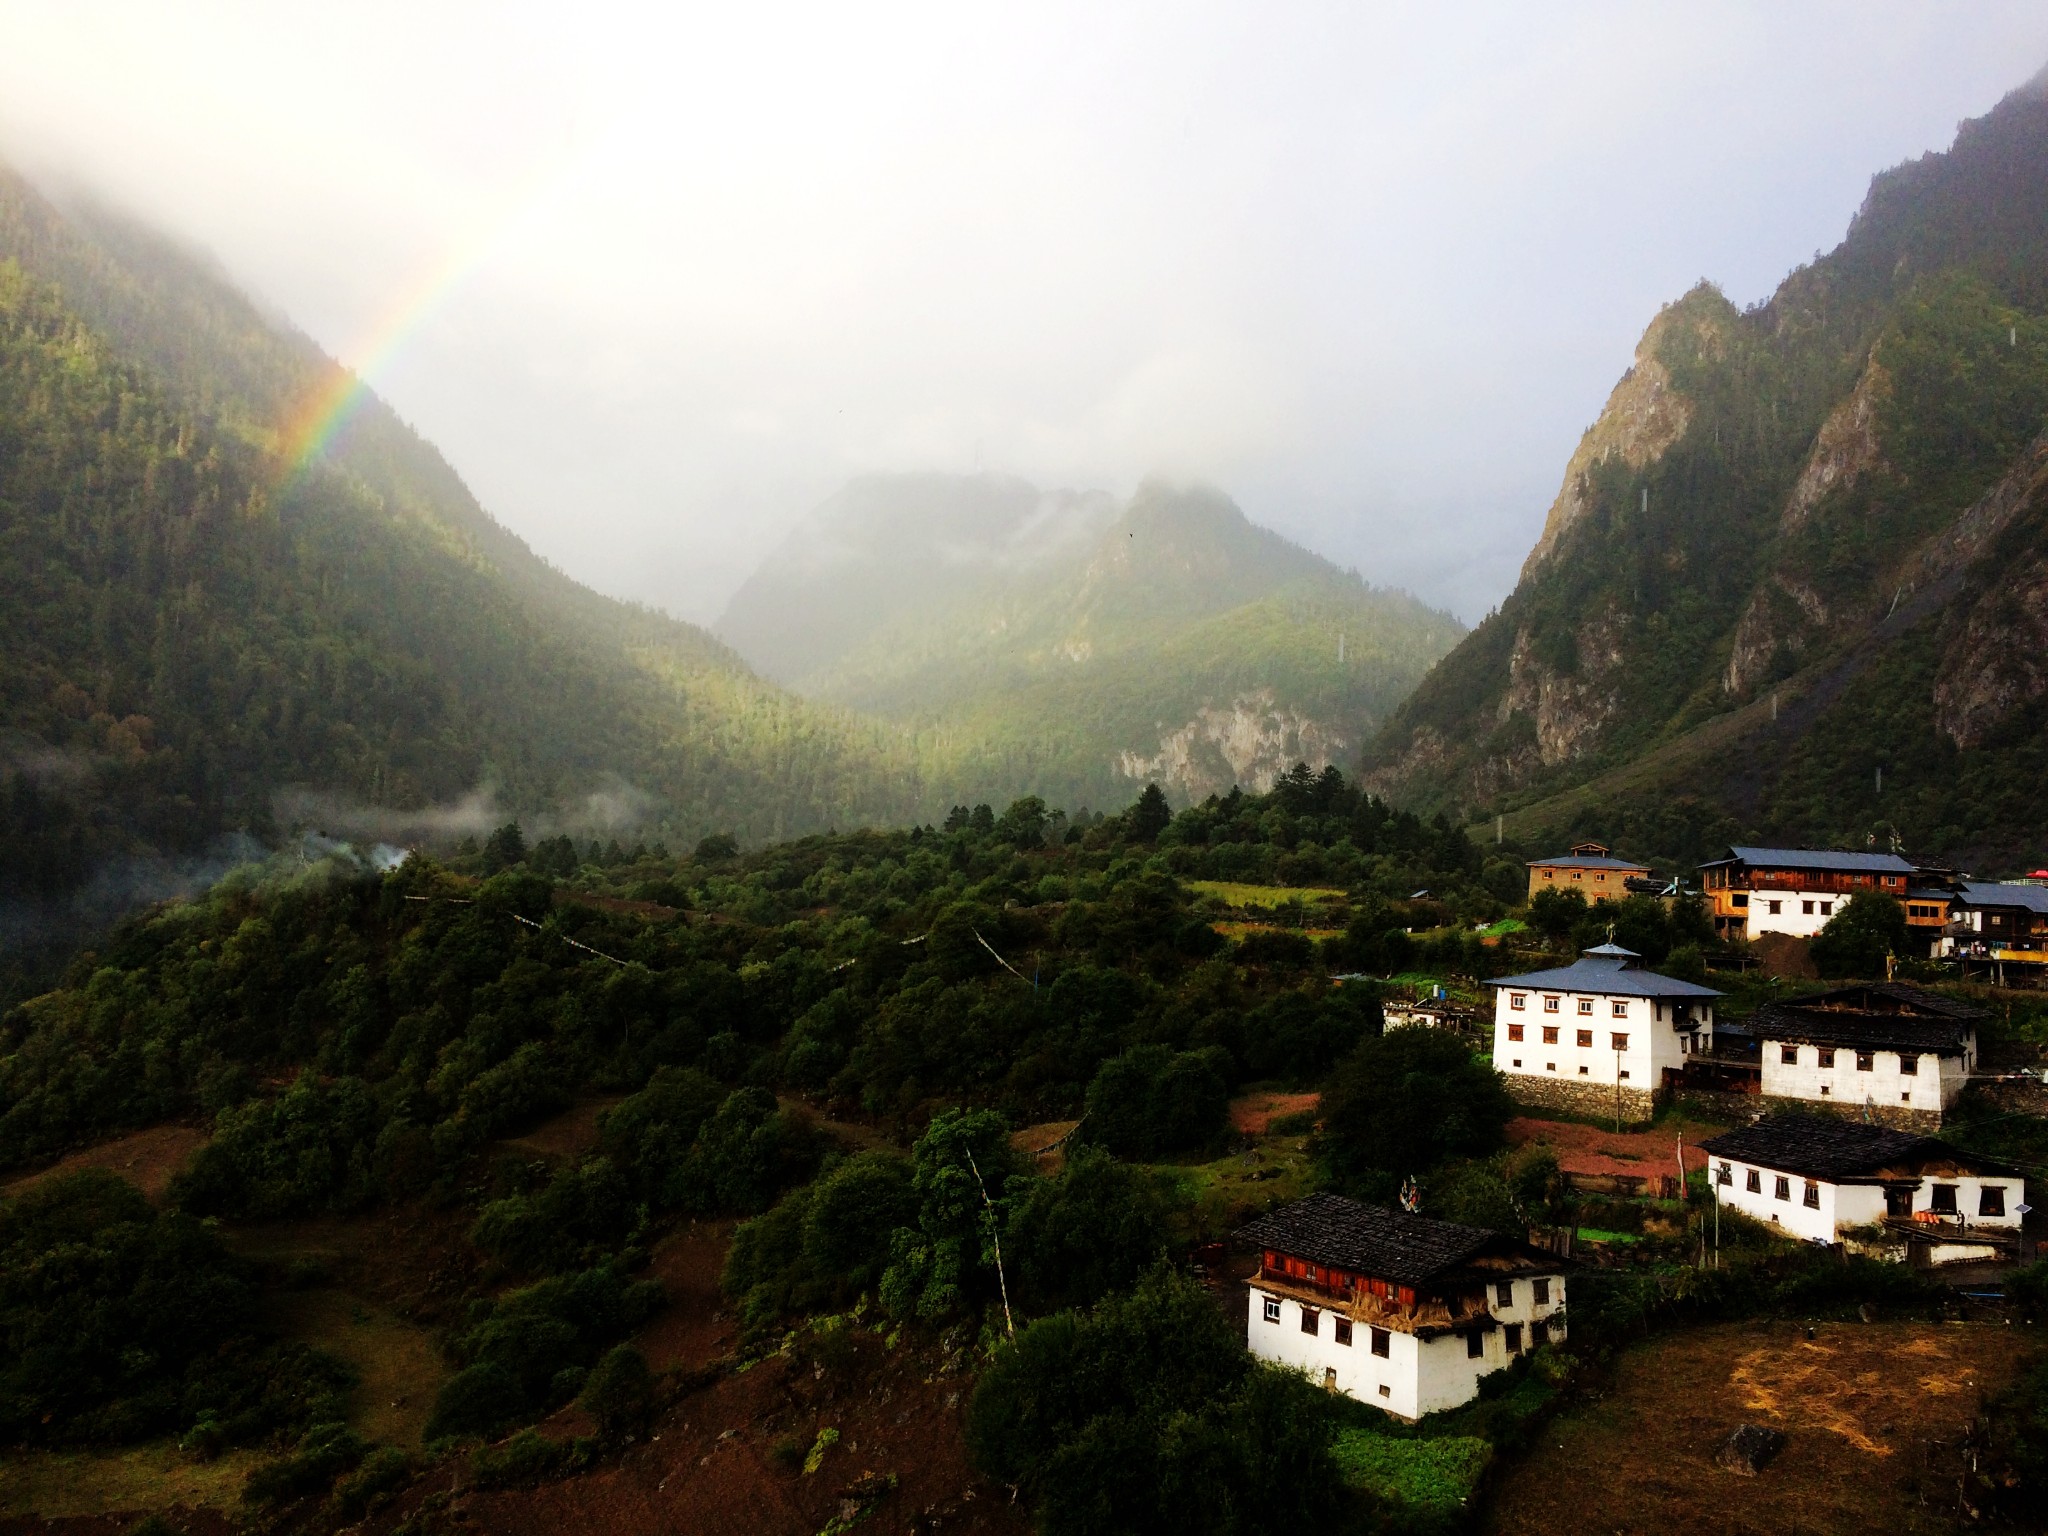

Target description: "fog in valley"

left=1, top=2, right=2044, bottom=627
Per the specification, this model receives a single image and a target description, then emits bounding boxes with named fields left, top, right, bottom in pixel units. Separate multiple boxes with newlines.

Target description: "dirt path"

left=0, top=1124, right=209, bottom=1205
left=635, top=1219, right=740, bottom=1374
left=1486, top=1321, right=2040, bottom=1536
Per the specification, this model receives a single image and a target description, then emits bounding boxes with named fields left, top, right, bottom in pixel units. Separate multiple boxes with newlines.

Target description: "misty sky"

left=2, top=3, right=2045, bottom=628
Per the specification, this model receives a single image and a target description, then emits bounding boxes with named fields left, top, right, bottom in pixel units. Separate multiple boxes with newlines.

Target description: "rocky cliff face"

left=1361, top=70, right=2048, bottom=864
left=1116, top=690, right=1348, bottom=801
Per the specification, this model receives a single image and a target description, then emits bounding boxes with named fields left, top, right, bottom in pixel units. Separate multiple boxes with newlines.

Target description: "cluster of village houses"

left=1240, top=840, right=2038, bottom=1421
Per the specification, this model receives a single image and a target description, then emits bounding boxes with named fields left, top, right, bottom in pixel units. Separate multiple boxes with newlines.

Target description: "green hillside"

left=0, top=169, right=919, bottom=952
left=722, top=476, right=1463, bottom=810
left=1363, top=68, right=2048, bottom=871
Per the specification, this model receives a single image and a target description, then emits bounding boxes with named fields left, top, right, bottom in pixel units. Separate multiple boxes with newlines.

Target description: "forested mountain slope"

left=1363, top=68, right=2048, bottom=870
left=0, top=168, right=918, bottom=949
left=722, top=474, right=1463, bottom=810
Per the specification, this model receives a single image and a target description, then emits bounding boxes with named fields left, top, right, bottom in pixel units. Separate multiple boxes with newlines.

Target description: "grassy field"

left=1186, top=880, right=1348, bottom=910
left=0, top=1442, right=265, bottom=1519
left=263, top=1287, right=445, bottom=1448
left=1151, top=1130, right=1317, bottom=1239
left=1484, top=1321, right=2042, bottom=1535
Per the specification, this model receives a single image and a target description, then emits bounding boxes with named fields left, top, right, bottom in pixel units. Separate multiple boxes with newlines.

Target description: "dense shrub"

left=1317, top=1030, right=1514, bottom=1195
left=1081, top=1046, right=1229, bottom=1159
left=426, top=1265, right=662, bottom=1441
left=581, top=1344, right=654, bottom=1440
left=0, top=1170, right=351, bottom=1446
left=1810, top=891, right=1909, bottom=979
left=967, top=1266, right=1350, bottom=1535
left=470, top=1157, right=636, bottom=1274
left=1006, top=1147, right=1173, bottom=1313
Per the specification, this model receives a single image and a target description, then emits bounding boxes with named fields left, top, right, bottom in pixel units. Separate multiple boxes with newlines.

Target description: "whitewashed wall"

left=1246, top=1276, right=1566, bottom=1421
left=1742, top=890, right=1848, bottom=939
left=1709, top=1157, right=2022, bottom=1243
left=1760, top=1042, right=1971, bottom=1113
left=1491, top=988, right=1709, bottom=1095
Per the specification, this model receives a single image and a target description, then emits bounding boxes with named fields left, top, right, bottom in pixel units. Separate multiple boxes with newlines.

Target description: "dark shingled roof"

left=1752, top=983, right=1984, bottom=1055
left=1526, top=854, right=1650, bottom=872
left=1699, top=846, right=1916, bottom=876
left=1700, top=1116, right=2014, bottom=1181
left=1234, top=1193, right=1523, bottom=1287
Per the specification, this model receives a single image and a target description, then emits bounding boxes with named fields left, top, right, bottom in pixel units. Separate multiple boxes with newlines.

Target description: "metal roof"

left=1698, top=846, right=1917, bottom=875
left=1526, top=854, right=1651, bottom=872
left=1700, top=1116, right=2014, bottom=1182
left=1235, top=1193, right=1552, bottom=1288
left=1957, top=881, right=2048, bottom=915
left=1487, top=947, right=1722, bottom=1000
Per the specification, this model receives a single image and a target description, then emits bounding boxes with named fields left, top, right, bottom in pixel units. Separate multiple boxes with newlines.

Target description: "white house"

left=1751, top=982, right=1983, bottom=1130
left=1238, top=1194, right=1566, bottom=1420
left=1701, top=1115, right=2023, bottom=1264
left=1486, top=944, right=1721, bottom=1124
left=1698, top=846, right=1917, bottom=943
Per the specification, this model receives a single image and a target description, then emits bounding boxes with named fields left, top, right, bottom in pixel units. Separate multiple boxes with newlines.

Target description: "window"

left=1820, top=1086, right=1831, bottom=1097
left=1262, top=1295, right=1281, bottom=1324
left=1768, top=899, right=1782, bottom=915
left=1746, top=1169, right=1761, bottom=1193
left=1542, top=1026, right=1559, bottom=1044
left=1802, top=900, right=1814, bottom=915
left=1576, top=1029, right=1592, bottom=1047
left=1803, top=1181, right=1820, bottom=1209
left=1619, top=1069, right=1631, bottom=1080
left=1300, top=1307, right=1320, bottom=1336
left=1856, top=1052, right=1875, bottom=1072
left=1930, top=1184, right=1958, bottom=1215
left=1512, top=1058, right=1523, bottom=1068
left=1774, top=1176, right=1791, bottom=1201
left=1334, top=1317, right=1353, bottom=1347
left=1981, top=1186, right=2007, bottom=1218
left=1781, top=1045, right=1799, bottom=1065
left=1717, top=1162, right=1732, bottom=1186
left=1900, top=1055, right=1918, bottom=1076
left=1508, top=1024, right=1525, bottom=1042
left=1495, top=1281, right=1513, bottom=1307
left=1579, top=1065, right=1589, bottom=1075
left=1533, top=1278, right=1550, bottom=1305
left=1466, top=1331, right=1485, bottom=1359
left=1610, top=1033, right=1629, bottom=1052
left=1510, top=993, right=1526, bottom=1011
left=1505, top=1323, right=1523, bottom=1355
left=1543, top=996, right=1560, bottom=1013
left=1821, top=902, right=1834, bottom=916
left=1378, top=1384, right=1391, bottom=1398
left=1900, top=1092, right=1912, bottom=1104
left=1531, top=1317, right=1548, bottom=1346
left=1547, top=1062, right=1557, bottom=1072
left=1733, top=893, right=1748, bottom=909
left=1612, top=1001, right=1628, bottom=1018
left=1370, top=1326, right=1390, bottom=1358
left=1578, top=998, right=1594, bottom=1015
left=1818, top=1049, right=1835, bottom=1068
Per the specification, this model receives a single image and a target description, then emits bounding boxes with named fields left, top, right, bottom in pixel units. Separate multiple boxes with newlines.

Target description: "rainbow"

left=274, top=142, right=581, bottom=485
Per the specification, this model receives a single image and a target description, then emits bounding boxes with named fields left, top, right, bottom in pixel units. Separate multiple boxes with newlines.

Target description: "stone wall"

left=1509, top=1074, right=1660, bottom=1127
left=1758, top=1094, right=1944, bottom=1134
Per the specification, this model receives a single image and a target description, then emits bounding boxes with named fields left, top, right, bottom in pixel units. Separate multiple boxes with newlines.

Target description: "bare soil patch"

left=1485, top=1321, right=2041, bottom=1536
left=1230, top=1091, right=1317, bottom=1136
left=0, top=1124, right=209, bottom=1206
left=366, top=1331, right=1030, bottom=1536
left=1506, top=1114, right=1723, bottom=1181
left=221, top=1204, right=483, bottom=1329
left=634, top=1219, right=740, bottom=1374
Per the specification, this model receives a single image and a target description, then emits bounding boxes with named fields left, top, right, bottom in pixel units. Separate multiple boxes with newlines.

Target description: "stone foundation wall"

left=1509, top=1074, right=1660, bottom=1127
left=1758, top=1095, right=1944, bottom=1133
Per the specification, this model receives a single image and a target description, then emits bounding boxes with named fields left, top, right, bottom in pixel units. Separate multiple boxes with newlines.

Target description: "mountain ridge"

left=722, top=473, right=1463, bottom=807
left=1363, top=68, right=2048, bottom=870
